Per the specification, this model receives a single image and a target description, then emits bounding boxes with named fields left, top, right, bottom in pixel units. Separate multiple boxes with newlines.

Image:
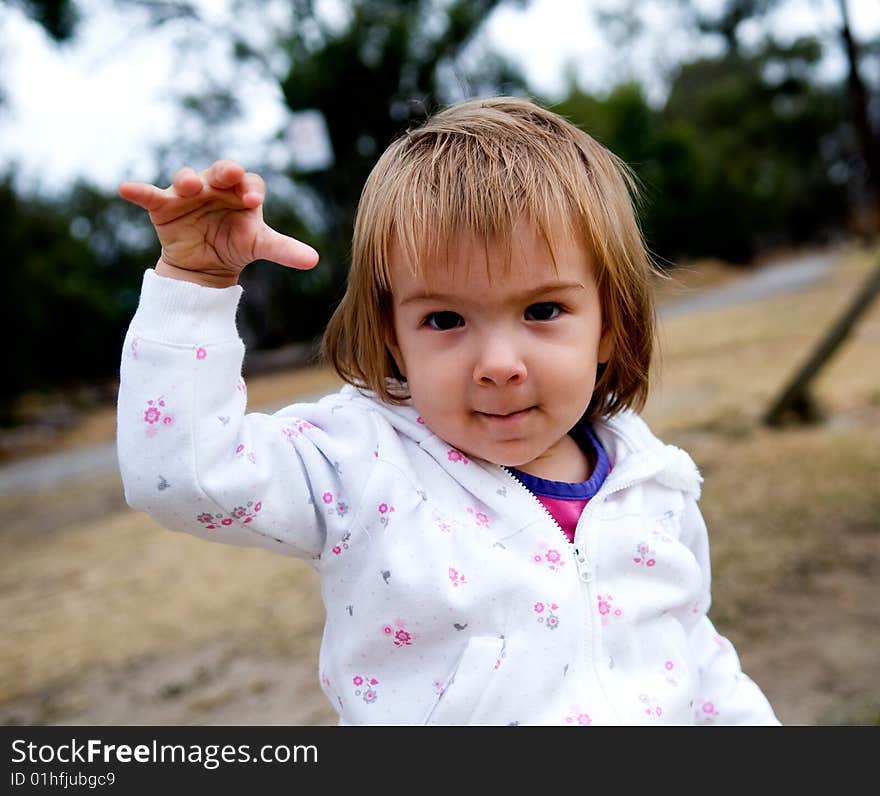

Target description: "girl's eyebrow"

left=398, top=281, right=586, bottom=306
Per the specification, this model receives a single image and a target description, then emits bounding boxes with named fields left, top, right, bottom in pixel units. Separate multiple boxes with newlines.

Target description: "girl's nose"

left=473, top=334, right=527, bottom=386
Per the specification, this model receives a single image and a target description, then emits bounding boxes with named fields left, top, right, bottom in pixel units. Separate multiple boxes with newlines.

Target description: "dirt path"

left=2, top=245, right=877, bottom=726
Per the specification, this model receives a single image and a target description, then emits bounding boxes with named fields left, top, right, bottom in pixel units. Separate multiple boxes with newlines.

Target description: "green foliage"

left=274, top=0, right=526, bottom=327
left=1, top=176, right=156, bottom=423
left=552, top=37, right=850, bottom=264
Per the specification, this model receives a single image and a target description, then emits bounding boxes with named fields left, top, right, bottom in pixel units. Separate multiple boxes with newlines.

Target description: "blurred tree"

left=687, top=0, right=878, bottom=231
left=0, top=0, right=528, bottom=418
left=553, top=36, right=848, bottom=263
left=1, top=176, right=154, bottom=423
left=662, top=37, right=848, bottom=260
left=836, top=0, right=880, bottom=219
left=3, top=0, right=78, bottom=40
left=267, top=0, right=527, bottom=349
left=573, top=0, right=869, bottom=262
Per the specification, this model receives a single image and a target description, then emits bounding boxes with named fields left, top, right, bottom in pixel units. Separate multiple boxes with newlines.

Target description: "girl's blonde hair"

left=322, top=95, right=657, bottom=421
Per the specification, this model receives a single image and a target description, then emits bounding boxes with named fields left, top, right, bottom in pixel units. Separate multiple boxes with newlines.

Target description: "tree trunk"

left=838, top=0, right=880, bottom=226
left=764, top=262, right=880, bottom=427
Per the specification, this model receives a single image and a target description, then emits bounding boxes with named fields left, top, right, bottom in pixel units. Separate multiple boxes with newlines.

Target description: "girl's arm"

left=117, top=162, right=365, bottom=560
left=679, top=498, right=781, bottom=726
left=117, top=269, right=341, bottom=560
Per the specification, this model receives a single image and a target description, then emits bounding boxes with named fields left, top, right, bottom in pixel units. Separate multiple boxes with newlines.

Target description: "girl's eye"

left=424, top=311, right=464, bottom=330
left=525, top=302, right=562, bottom=321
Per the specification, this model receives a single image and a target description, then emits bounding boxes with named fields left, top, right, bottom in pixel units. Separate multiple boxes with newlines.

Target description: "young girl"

left=117, top=96, right=778, bottom=725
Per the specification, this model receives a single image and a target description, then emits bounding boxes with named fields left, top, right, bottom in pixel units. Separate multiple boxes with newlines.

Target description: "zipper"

left=501, top=457, right=668, bottom=725
left=500, top=465, right=600, bottom=706
left=500, top=465, right=574, bottom=553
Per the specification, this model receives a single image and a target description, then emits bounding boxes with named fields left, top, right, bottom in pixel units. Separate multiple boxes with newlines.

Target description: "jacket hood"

left=596, top=411, right=703, bottom=499
left=340, top=384, right=703, bottom=500
left=341, top=382, right=432, bottom=442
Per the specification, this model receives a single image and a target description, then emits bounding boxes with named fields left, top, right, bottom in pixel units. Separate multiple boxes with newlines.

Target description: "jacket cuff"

left=130, top=268, right=244, bottom=344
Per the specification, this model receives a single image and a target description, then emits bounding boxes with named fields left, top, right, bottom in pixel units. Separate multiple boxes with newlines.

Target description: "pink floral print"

left=282, top=419, right=314, bottom=441
left=652, top=527, right=673, bottom=543
left=234, top=443, right=256, bottom=464
left=447, top=449, right=469, bottom=464
left=639, top=693, right=663, bottom=719
left=196, top=500, right=262, bottom=530
left=533, top=542, right=566, bottom=573
left=352, top=674, right=379, bottom=704
left=633, top=541, right=657, bottom=567
left=597, top=593, right=623, bottom=626
left=383, top=619, right=415, bottom=647
left=195, top=347, right=207, bottom=360
left=466, top=506, right=490, bottom=528
left=663, top=660, right=679, bottom=687
left=432, top=510, right=459, bottom=534
left=696, top=700, right=720, bottom=722
left=321, top=491, right=349, bottom=518
left=564, top=708, right=592, bottom=726
left=377, top=502, right=395, bottom=526
left=130, top=336, right=139, bottom=359
left=331, top=531, right=352, bottom=556
left=534, top=600, right=561, bottom=629
left=143, top=397, right=174, bottom=437
left=448, top=567, right=466, bottom=588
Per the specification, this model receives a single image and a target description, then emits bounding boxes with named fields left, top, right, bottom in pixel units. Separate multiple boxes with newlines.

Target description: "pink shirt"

left=509, top=424, right=610, bottom=543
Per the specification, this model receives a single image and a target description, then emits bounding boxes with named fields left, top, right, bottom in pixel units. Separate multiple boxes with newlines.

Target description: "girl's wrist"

left=154, top=257, right=240, bottom=289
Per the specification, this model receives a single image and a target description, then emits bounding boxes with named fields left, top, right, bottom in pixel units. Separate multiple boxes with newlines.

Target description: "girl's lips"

left=477, top=407, right=534, bottom=423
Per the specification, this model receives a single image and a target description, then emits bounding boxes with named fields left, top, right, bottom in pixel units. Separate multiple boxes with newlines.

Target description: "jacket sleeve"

left=116, top=269, right=368, bottom=563
left=679, top=497, right=781, bottom=725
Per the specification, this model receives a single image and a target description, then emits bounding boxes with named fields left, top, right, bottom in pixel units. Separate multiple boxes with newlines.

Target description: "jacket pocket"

left=423, top=635, right=506, bottom=726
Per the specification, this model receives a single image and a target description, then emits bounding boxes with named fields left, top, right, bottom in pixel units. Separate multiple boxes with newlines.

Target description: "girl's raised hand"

left=119, top=160, right=319, bottom=288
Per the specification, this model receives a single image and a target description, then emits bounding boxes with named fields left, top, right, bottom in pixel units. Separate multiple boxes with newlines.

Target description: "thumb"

left=254, top=226, right=320, bottom=270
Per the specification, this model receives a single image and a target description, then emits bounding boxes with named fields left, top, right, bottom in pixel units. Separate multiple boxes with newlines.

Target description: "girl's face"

left=387, top=220, right=612, bottom=482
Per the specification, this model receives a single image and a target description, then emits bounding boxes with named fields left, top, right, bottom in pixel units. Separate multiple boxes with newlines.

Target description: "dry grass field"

left=1, top=242, right=878, bottom=726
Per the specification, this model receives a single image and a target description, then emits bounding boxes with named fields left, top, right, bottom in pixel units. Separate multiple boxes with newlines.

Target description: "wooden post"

left=764, top=262, right=880, bottom=427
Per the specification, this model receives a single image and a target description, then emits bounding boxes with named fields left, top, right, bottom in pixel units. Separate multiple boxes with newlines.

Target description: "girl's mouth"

left=477, top=407, right=535, bottom=423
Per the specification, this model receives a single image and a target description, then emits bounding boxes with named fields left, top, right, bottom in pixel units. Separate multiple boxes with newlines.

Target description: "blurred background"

left=1, top=0, right=878, bottom=726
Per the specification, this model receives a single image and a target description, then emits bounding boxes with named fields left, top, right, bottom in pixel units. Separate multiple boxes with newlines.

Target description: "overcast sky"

left=0, top=0, right=877, bottom=194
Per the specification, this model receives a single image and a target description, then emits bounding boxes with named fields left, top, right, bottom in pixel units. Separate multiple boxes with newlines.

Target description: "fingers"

left=254, top=227, right=320, bottom=271
left=201, top=160, right=264, bottom=205
left=205, top=159, right=245, bottom=190
left=120, top=160, right=262, bottom=212
left=118, top=181, right=166, bottom=211
left=179, top=161, right=264, bottom=206
left=236, top=172, right=266, bottom=208
left=172, top=166, right=203, bottom=197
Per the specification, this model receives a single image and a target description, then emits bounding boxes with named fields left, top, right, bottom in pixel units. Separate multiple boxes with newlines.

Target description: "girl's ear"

left=385, top=329, right=407, bottom=379
left=598, top=326, right=613, bottom=365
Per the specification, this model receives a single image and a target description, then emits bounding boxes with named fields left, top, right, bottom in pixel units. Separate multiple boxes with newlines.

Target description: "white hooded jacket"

left=117, top=270, right=778, bottom=725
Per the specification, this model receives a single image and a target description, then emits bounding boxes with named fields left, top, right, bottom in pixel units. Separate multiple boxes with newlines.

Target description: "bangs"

left=370, top=118, right=593, bottom=288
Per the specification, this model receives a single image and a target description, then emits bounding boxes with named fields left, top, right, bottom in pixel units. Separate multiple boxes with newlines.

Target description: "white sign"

left=286, top=109, right=334, bottom=172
